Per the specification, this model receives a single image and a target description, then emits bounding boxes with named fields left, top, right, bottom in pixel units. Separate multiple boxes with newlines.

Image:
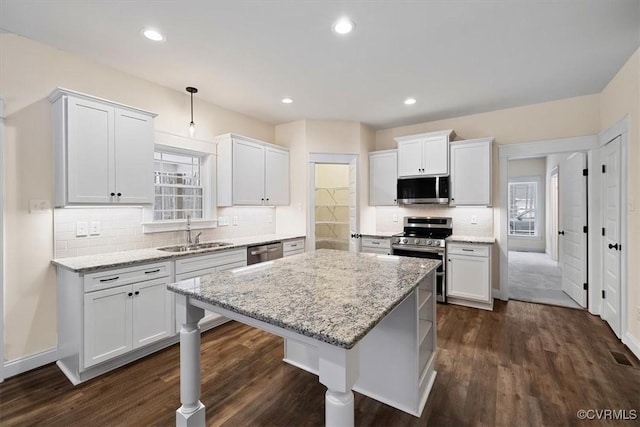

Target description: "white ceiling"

left=1, top=1, right=638, bottom=129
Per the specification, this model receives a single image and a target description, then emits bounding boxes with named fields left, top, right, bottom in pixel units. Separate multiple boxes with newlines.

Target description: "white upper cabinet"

left=50, top=88, right=156, bottom=207
left=369, top=150, right=397, bottom=206
left=395, top=130, right=454, bottom=177
left=217, top=134, right=290, bottom=206
left=449, top=137, right=493, bottom=206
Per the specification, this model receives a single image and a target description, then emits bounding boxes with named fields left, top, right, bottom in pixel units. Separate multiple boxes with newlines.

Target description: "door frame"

left=0, top=99, right=4, bottom=382
left=307, top=153, right=359, bottom=252
left=498, top=135, right=600, bottom=312
left=598, top=116, right=629, bottom=340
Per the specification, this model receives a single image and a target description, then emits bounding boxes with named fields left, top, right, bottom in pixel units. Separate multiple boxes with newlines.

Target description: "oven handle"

left=391, top=244, right=445, bottom=254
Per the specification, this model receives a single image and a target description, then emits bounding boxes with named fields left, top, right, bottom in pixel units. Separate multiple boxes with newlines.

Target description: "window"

left=508, top=180, right=538, bottom=236
left=153, top=151, right=203, bottom=221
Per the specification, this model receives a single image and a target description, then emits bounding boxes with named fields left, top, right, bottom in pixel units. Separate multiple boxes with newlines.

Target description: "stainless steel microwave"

left=397, top=177, right=449, bottom=205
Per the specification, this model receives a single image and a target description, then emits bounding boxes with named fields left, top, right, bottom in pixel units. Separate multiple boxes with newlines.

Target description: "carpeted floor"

left=508, top=251, right=581, bottom=309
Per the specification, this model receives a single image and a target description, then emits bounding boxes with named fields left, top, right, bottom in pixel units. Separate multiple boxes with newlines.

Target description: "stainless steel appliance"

left=247, top=242, right=283, bottom=265
left=391, top=216, right=452, bottom=302
left=396, top=176, right=449, bottom=205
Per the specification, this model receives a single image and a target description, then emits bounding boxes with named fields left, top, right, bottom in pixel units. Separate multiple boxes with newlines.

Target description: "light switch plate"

left=29, top=199, right=51, bottom=214
left=76, top=222, right=88, bottom=237
left=471, top=215, right=478, bottom=224
left=233, top=216, right=239, bottom=226
left=392, top=214, right=398, bottom=222
left=89, top=221, right=101, bottom=235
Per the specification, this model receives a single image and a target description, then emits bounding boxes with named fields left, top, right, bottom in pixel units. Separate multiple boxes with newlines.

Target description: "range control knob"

left=413, top=238, right=420, bottom=245
left=400, top=238, right=407, bottom=244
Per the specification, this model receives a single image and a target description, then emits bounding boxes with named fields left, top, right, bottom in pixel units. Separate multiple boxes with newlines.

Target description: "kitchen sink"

left=158, top=242, right=233, bottom=252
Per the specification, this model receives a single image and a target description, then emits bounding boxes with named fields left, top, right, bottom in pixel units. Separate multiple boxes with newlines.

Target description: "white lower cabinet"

left=83, top=276, right=174, bottom=369
left=360, top=237, right=391, bottom=255
left=283, top=238, right=305, bottom=257
left=446, top=243, right=493, bottom=310
left=174, top=248, right=247, bottom=331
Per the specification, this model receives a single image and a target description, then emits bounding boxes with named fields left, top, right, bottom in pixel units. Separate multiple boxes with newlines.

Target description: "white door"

left=67, top=97, right=113, bottom=203
left=264, top=146, right=289, bottom=205
left=83, top=285, right=133, bottom=368
left=602, top=136, right=622, bottom=337
left=232, top=139, right=265, bottom=205
left=447, top=255, right=490, bottom=302
left=348, top=157, right=360, bottom=253
left=132, top=278, right=174, bottom=349
left=560, top=153, right=587, bottom=307
left=422, top=135, right=448, bottom=175
left=369, top=151, right=397, bottom=206
left=114, top=108, right=154, bottom=204
left=397, top=139, right=423, bottom=177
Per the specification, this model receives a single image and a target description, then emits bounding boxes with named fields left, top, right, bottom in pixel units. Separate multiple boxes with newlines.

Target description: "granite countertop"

left=447, top=235, right=495, bottom=244
left=169, top=249, right=439, bottom=349
left=52, top=234, right=306, bottom=273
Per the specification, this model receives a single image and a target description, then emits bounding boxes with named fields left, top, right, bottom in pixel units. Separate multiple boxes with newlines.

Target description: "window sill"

left=142, top=219, right=218, bottom=234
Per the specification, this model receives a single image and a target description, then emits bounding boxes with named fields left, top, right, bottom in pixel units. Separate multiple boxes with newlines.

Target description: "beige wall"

left=0, top=33, right=275, bottom=360
left=508, top=157, right=547, bottom=252
left=599, top=48, right=640, bottom=342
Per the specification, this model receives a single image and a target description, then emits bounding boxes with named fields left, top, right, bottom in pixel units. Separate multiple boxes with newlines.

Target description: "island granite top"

left=52, top=234, right=305, bottom=273
left=168, top=249, right=440, bottom=349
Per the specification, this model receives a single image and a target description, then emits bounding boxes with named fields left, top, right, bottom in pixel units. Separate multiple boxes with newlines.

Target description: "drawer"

left=447, top=244, right=489, bottom=257
left=283, top=248, right=305, bottom=257
left=175, top=248, right=246, bottom=275
left=361, top=237, right=391, bottom=249
left=84, top=261, right=171, bottom=293
left=283, top=239, right=305, bottom=252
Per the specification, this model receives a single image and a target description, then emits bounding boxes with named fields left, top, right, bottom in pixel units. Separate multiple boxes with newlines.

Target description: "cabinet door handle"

left=462, top=248, right=474, bottom=252
left=608, top=243, right=619, bottom=250
left=145, top=269, right=161, bottom=274
left=128, top=292, right=133, bottom=297
left=448, top=259, right=451, bottom=262
left=134, top=291, right=140, bottom=295
left=371, top=241, right=380, bottom=245
left=110, top=192, right=116, bottom=197
left=117, top=192, right=122, bottom=197
left=289, top=244, right=297, bottom=248
left=100, top=276, right=120, bottom=282
left=558, top=231, right=565, bottom=235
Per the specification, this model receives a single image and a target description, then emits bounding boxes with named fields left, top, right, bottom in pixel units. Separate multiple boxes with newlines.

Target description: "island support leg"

left=318, top=343, right=360, bottom=427
left=175, top=295, right=205, bottom=427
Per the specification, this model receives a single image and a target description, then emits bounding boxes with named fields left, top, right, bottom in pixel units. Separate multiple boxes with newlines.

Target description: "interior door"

left=349, top=157, right=359, bottom=253
left=560, top=153, right=587, bottom=307
left=602, top=136, right=622, bottom=337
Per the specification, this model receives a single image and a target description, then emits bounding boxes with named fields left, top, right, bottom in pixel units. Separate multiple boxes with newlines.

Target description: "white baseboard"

left=623, top=331, right=640, bottom=361
left=3, top=347, right=58, bottom=379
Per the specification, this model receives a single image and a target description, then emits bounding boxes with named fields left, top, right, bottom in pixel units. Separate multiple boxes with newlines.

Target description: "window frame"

left=142, top=133, right=217, bottom=233
left=507, top=176, right=541, bottom=238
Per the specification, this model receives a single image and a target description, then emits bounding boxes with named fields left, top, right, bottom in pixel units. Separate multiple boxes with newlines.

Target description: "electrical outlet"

left=89, top=221, right=101, bottom=236
left=233, top=216, right=239, bottom=226
left=392, top=214, right=398, bottom=222
left=29, top=199, right=51, bottom=214
left=471, top=215, right=478, bottom=224
left=218, top=216, right=229, bottom=226
left=76, top=222, right=88, bottom=237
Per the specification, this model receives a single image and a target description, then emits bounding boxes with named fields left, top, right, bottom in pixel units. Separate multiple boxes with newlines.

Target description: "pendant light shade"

left=186, top=86, right=198, bottom=136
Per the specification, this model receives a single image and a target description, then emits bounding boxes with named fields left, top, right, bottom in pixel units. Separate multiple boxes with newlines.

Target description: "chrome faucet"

left=186, top=215, right=202, bottom=247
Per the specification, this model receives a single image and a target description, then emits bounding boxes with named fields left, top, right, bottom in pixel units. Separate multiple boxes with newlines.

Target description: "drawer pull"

left=145, top=269, right=161, bottom=274
left=99, top=276, right=120, bottom=282
left=462, top=249, right=474, bottom=252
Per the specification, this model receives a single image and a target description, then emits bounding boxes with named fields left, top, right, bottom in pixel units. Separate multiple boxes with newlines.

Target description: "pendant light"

left=186, top=86, right=198, bottom=136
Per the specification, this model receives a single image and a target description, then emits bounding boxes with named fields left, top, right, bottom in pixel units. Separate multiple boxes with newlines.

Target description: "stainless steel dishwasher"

left=247, top=242, right=283, bottom=265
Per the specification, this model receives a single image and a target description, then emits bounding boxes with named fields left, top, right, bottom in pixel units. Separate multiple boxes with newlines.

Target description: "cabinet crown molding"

left=449, top=137, right=494, bottom=145
left=48, top=87, right=157, bottom=117
left=393, top=129, right=455, bottom=144
left=214, top=133, right=287, bottom=152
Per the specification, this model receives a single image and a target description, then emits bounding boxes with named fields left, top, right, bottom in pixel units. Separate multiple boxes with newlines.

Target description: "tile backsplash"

left=375, top=205, right=494, bottom=237
left=54, top=206, right=276, bottom=258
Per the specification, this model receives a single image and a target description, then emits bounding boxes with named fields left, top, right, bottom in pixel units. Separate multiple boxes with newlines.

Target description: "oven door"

left=391, top=245, right=446, bottom=303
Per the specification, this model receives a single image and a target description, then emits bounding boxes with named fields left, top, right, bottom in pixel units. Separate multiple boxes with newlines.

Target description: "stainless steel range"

left=391, top=216, right=452, bottom=303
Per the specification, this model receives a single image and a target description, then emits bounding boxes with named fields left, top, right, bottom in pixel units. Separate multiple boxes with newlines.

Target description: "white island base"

left=284, top=281, right=437, bottom=417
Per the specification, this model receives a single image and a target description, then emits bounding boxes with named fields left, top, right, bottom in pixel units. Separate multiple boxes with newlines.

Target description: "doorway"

left=307, top=153, right=359, bottom=253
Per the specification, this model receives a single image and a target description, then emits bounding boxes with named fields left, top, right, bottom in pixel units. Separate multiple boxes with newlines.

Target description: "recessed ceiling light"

left=333, top=18, right=355, bottom=35
left=404, top=97, right=417, bottom=105
left=142, top=29, right=165, bottom=42
left=282, top=97, right=294, bottom=104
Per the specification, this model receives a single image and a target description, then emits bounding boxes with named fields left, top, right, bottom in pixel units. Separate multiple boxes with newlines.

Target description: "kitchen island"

left=168, top=249, right=439, bottom=427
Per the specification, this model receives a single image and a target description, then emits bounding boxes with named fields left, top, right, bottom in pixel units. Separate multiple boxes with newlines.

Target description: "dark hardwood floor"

left=1, top=300, right=639, bottom=426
